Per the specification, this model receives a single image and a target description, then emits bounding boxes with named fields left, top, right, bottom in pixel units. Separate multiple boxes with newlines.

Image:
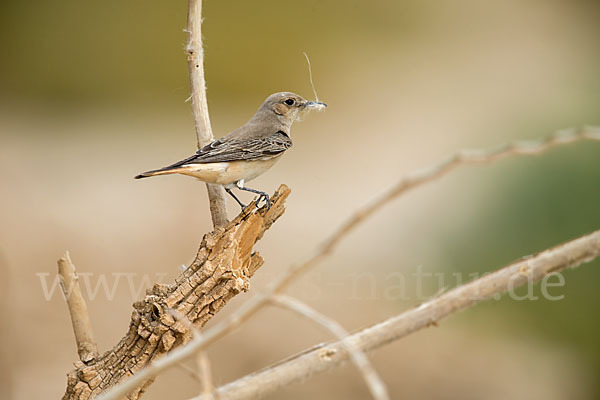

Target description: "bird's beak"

left=304, top=101, right=327, bottom=110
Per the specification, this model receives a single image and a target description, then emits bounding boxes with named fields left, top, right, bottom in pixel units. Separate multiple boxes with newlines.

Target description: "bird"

left=135, top=92, right=326, bottom=209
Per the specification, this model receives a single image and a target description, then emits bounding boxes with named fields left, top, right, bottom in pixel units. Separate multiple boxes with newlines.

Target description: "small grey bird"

left=135, top=92, right=326, bottom=208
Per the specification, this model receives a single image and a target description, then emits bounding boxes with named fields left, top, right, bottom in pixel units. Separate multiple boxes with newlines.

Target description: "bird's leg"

left=241, top=187, right=271, bottom=209
left=236, top=181, right=271, bottom=209
left=225, top=187, right=247, bottom=209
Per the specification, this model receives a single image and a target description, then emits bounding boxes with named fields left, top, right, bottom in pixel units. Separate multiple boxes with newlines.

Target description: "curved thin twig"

left=270, top=295, right=389, bottom=400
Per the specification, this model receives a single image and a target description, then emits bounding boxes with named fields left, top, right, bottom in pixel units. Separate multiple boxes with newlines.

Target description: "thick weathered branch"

left=197, top=229, right=600, bottom=400
left=58, top=252, right=99, bottom=363
left=62, top=185, right=290, bottom=400
left=186, top=0, right=228, bottom=228
left=95, top=310, right=216, bottom=400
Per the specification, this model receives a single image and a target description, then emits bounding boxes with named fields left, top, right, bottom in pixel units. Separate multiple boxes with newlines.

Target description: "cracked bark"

left=61, top=185, right=291, bottom=400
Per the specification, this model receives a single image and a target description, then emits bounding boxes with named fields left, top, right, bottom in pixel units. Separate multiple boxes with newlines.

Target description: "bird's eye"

left=284, top=98, right=295, bottom=106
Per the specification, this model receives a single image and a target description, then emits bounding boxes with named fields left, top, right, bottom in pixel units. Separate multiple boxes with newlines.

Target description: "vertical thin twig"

left=197, top=352, right=215, bottom=399
left=57, top=251, right=98, bottom=363
left=186, top=0, right=228, bottom=228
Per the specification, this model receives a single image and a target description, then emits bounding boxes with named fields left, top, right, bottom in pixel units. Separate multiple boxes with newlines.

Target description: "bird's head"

left=256, top=92, right=327, bottom=129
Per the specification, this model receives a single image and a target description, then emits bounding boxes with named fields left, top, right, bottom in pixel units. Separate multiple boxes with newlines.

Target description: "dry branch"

left=62, top=185, right=290, bottom=400
left=197, top=229, right=600, bottom=400
left=58, top=252, right=99, bottom=363
left=186, top=0, right=228, bottom=228
left=270, top=295, right=389, bottom=400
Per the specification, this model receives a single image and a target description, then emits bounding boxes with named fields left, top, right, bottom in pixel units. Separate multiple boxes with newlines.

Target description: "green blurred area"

left=0, top=0, right=418, bottom=104
left=1, top=0, right=600, bottom=399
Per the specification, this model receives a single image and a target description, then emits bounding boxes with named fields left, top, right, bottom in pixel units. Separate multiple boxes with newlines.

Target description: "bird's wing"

left=165, top=130, right=292, bottom=169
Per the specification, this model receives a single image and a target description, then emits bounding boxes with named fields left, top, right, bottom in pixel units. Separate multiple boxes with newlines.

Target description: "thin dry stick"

left=57, top=251, right=98, bottom=363
left=186, top=0, right=228, bottom=228
left=196, top=229, right=600, bottom=400
left=270, top=295, right=389, bottom=400
left=98, top=126, right=600, bottom=397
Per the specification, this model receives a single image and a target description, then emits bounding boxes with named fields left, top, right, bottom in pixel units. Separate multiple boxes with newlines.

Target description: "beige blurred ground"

left=1, top=1, right=600, bottom=399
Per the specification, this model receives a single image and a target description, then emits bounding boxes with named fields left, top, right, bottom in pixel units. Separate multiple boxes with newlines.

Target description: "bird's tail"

left=134, top=166, right=188, bottom=179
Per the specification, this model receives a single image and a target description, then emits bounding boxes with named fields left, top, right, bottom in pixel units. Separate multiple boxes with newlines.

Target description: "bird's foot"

left=257, top=193, right=271, bottom=210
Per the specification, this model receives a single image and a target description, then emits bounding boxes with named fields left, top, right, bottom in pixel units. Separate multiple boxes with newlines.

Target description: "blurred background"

left=1, top=0, right=600, bottom=399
